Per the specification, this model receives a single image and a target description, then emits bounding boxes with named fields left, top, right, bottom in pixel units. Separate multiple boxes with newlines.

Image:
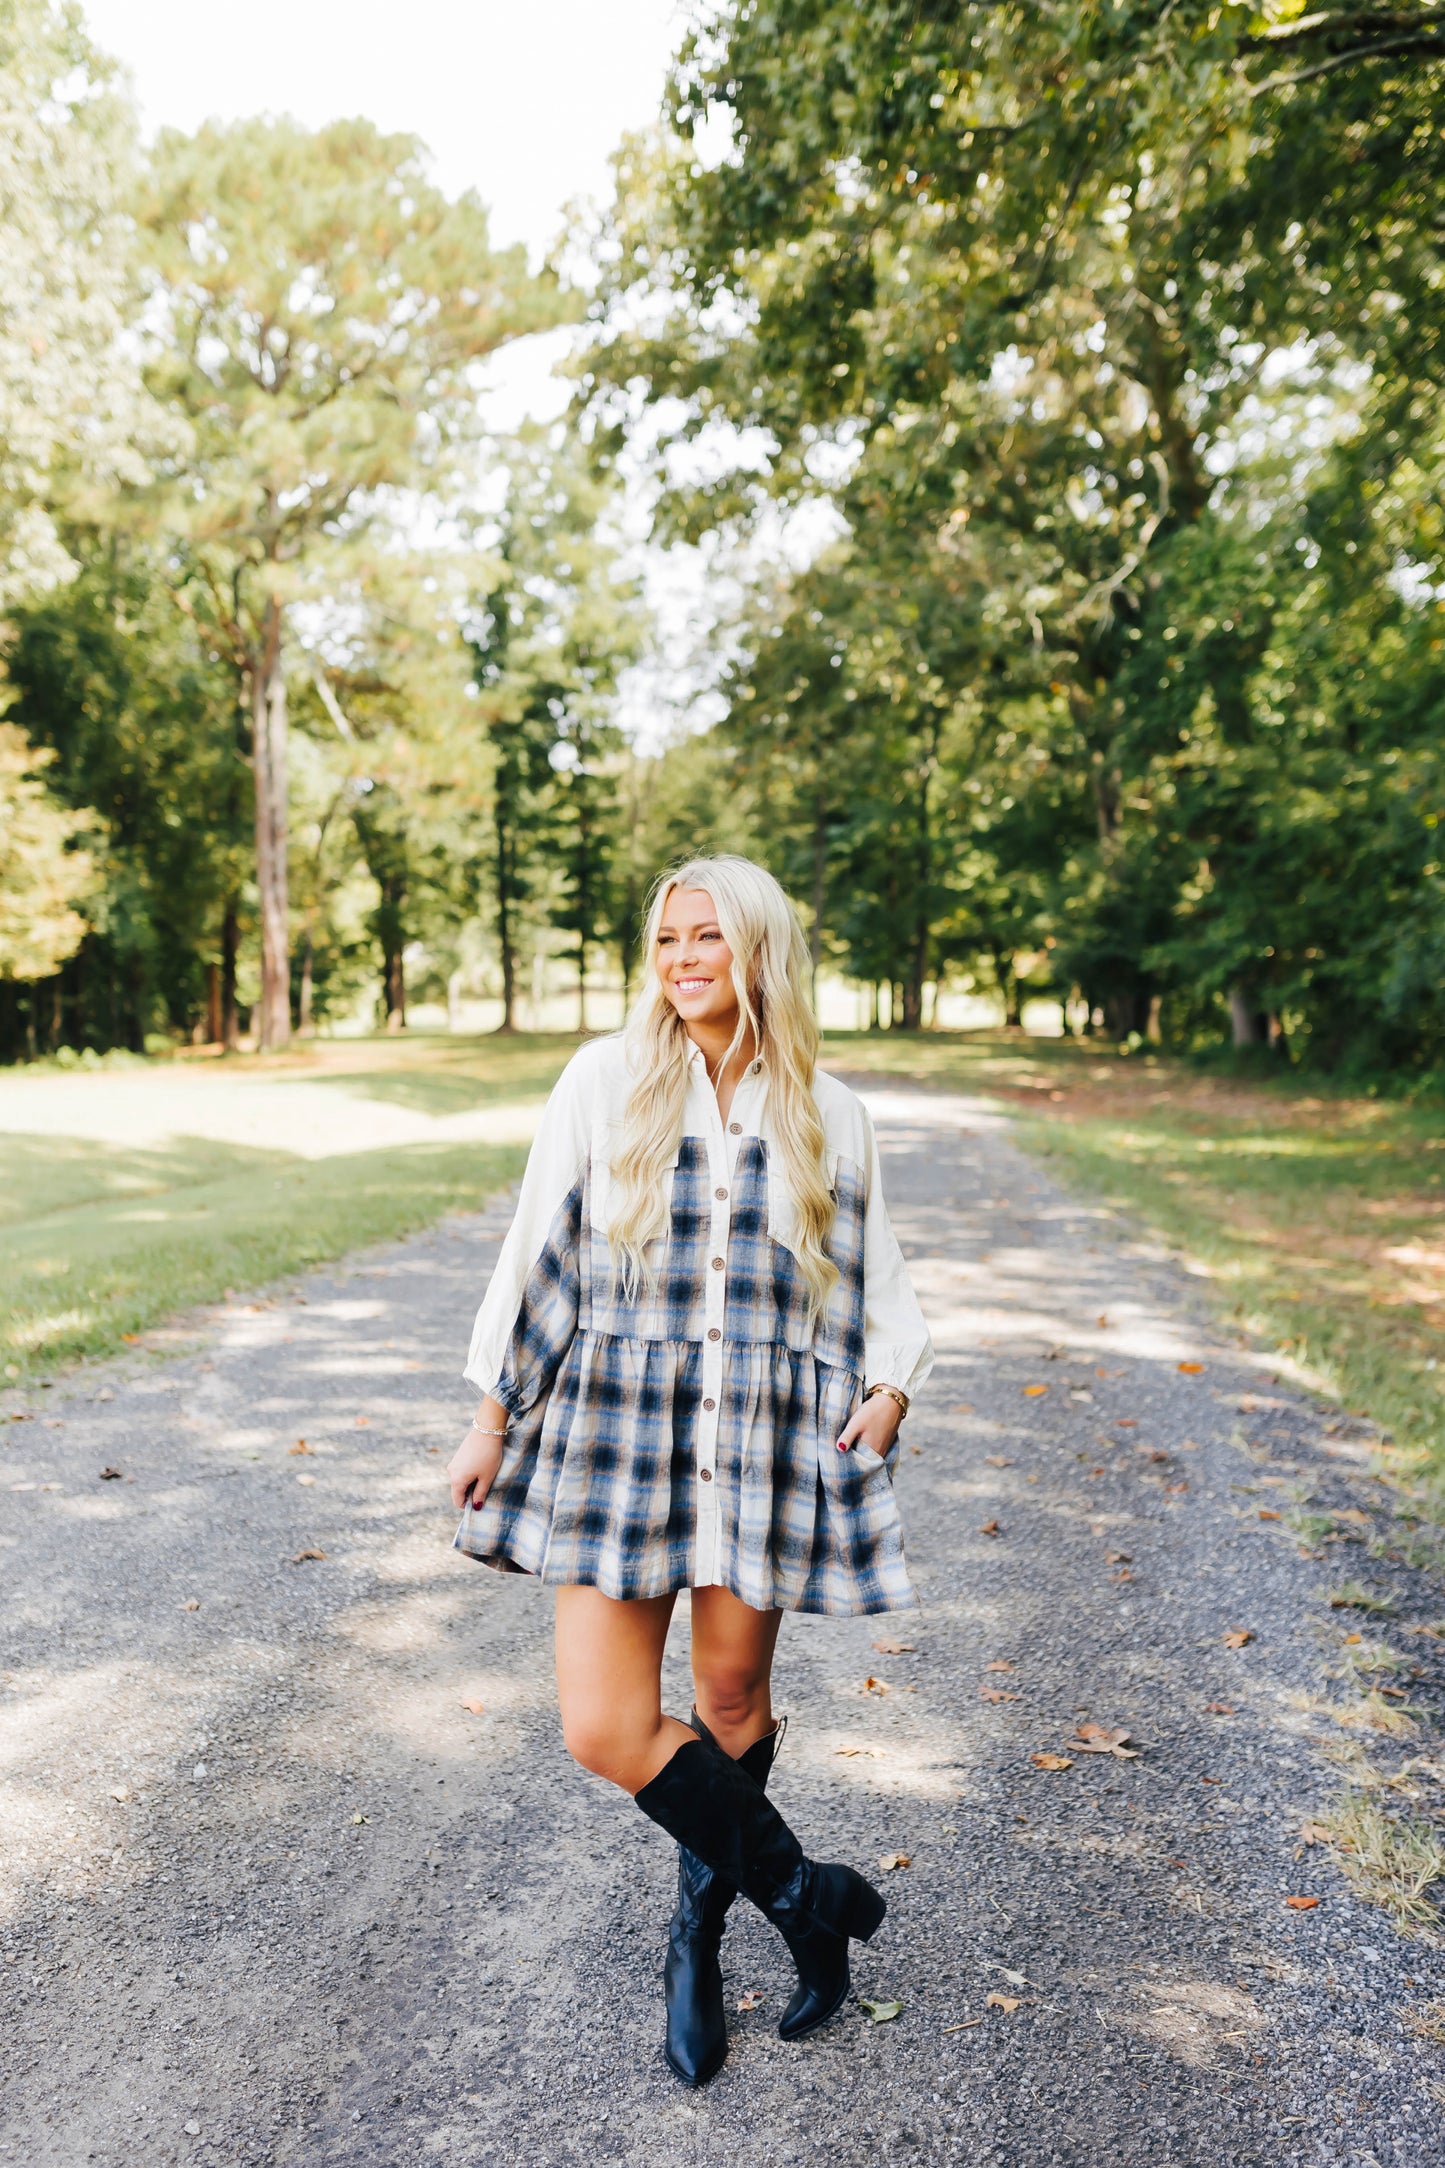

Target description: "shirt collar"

left=684, top=1041, right=766, bottom=1077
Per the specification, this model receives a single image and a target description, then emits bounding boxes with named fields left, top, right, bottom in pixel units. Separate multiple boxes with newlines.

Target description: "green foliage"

left=0, top=719, right=93, bottom=983
left=4, top=543, right=246, bottom=1051
left=588, top=0, right=1445, bottom=1072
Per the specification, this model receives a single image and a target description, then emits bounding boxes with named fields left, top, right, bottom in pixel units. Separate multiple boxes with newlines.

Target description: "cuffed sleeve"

left=462, top=1048, right=595, bottom=1410
left=858, top=1101, right=934, bottom=1400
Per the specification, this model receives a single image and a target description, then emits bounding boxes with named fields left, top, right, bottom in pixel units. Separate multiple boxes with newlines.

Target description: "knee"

left=693, top=1662, right=769, bottom=1736
left=561, top=1712, right=650, bottom=1792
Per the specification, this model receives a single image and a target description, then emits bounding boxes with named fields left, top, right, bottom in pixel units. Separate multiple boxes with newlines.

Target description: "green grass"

left=0, top=1030, right=579, bottom=1382
left=0, top=1137, right=528, bottom=1379
left=822, top=1029, right=1445, bottom=1500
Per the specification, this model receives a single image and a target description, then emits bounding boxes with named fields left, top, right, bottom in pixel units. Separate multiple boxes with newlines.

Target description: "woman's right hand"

left=447, top=1399, right=510, bottom=1513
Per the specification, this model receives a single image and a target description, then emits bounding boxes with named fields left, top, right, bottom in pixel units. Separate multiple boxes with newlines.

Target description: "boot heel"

left=839, top=1871, right=886, bottom=1942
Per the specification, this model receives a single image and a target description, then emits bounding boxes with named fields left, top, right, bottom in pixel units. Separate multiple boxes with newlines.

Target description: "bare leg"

left=554, top=1586, right=695, bottom=1795
left=688, top=1585, right=783, bottom=1758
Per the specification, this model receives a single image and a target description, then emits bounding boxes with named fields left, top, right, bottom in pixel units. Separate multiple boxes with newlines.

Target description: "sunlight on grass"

left=0, top=1031, right=576, bottom=1381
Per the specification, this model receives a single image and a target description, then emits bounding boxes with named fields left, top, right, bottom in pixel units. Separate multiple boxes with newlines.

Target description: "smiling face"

left=654, top=886, right=743, bottom=1038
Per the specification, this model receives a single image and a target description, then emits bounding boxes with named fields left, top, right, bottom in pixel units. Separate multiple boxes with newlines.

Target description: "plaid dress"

left=456, top=1037, right=932, bottom=1616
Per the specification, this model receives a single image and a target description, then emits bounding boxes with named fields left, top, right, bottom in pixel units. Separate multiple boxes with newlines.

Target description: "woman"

left=446, top=855, right=932, bottom=2086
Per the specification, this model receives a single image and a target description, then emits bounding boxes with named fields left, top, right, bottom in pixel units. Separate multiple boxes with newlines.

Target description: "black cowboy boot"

left=662, top=1717, right=781, bottom=2086
left=637, top=1731, right=885, bottom=2044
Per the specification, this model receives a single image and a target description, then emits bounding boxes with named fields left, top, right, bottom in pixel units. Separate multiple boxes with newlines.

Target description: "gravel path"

left=3, top=1082, right=1444, bottom=2168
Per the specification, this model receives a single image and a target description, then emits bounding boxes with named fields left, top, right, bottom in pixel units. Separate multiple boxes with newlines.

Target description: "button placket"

left=693, top=1068, right=733, bottom=1586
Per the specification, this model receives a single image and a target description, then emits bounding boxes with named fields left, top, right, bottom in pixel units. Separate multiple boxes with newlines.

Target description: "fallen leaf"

left=354, top=1416, right=370, bottom=1428
left=878, top=1853, right=912, bottom=1872
left=980, top=1686, right=1021, bottom=1703
left=1023, top=1384, right=1049, bottom=1398
left=1031, top=1753, right=1073, bottom=1772
left=1105, top=1551, right=1132, bottom=1565
left=180, top=1598, right=200, bottom=1612
left=1069, top=1723, right=1141, bottom=1760
left=835, top=1746, right=861, bottom=1757
left=288, top=1440, right=312, bottom=1456
left=1343, top=1631, right=1363, bottom=1645
left=1285, top=1895, right=1320, bottom=1911
left=872, top=1638, right=915, bottom=1655
left=1205, top=1702, right=1234, bottom=1715
left=1258, top=1509, right=1282, bottom=1521
left=349, top=1811, right=370, bottom=1826
left=858, top=1999, right=903, bottom=2024
left=984, top=1455, right=1012, bottom=1468
left=1177, top=1362, right=1204, bottom=1375
left=121, top=1333, right=140, bottom=1345
left=1299, top=1823, right=1333, bottom=1847
left=951, top=1402, right=975, bottom=1414
left=460, top=1698, right=485, bottom=1716
left=1115, top=1418, right=1137, bottom=1428
left=295, top=1473, right=317, bottom=1487
left=289, top=1548, right=327, bottom=1564
left=1222, top=1629, right=1255, bottom=1649
left=1110, top=1568, right=1133, bottom=1582
left=986, top=1992, right=1021, bottom=2014
left=109, top=1786, right=130, bottom=1802
left=1097, top=1314, right=1109, bottom=1328
left=863, top=1676, right=890, bottom=1694
left=979, top=1519, right=1001, bottom=1537
left=985, top=1659, right=1016, bottom=1672
left=1334, top=1508, right=1370, bottom=1528
left=736, top=1990, right=764, bottom=2012
left=99, top=1466, right=122, bottom=1481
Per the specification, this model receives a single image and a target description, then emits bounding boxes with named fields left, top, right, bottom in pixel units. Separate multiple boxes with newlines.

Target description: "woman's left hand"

left=836, top=1393, right=904, bottom=1462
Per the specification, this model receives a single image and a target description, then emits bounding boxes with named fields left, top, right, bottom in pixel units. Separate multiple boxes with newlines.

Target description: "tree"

left=134, top=117, right=565, bottom=1046
left=6, top=541, right=248, bottom=1052
left=0, top=0, right=152, bottom=615
left=0, top=719, right=92, bottom=998
left=580, top=0, right=1445, bottom=1065
left=468, top=425, right=645, bottom=1030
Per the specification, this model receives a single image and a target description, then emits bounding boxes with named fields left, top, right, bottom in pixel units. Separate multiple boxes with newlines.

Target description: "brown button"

left=715, top=1187, right=728, bottom=1201
left=728, top=1122, right=742, bottom=1135
left=703, top=1397, right=716, bottom=1412
left=707, top=1327, right=721, bottom=1341
left=711, top=1256, right=725, bottom=1271
left=699, top=1468, right=713, bottom=1483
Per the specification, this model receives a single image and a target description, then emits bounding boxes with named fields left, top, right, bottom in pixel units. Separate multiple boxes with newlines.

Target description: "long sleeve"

left=462, top=1048, right=594, bottom=1415
left=858, top=1102, right=934, bottom=1400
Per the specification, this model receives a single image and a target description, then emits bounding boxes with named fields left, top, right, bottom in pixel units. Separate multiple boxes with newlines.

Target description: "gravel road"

left=3, top=1081, right=1444, bottom=2168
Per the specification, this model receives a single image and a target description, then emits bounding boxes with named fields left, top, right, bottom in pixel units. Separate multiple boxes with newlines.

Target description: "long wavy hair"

left=608, top=855, right=839, bottom=1313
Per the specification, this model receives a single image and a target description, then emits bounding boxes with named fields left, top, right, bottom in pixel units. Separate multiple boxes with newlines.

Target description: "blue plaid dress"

left=456, top=1037, right=932, bottom=1616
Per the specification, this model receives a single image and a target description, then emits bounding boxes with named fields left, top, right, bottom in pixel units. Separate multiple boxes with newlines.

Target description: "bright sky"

left=82, top=0, right=686, bottom=425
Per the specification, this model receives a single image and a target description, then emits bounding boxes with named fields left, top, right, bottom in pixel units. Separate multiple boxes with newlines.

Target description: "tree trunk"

left=495, top=823, right=517, bottom=1032
left=206, top=962, right=223, bottom=1046
left=1227, top=987, right=1265, bottom=1047
left=810, top=790, right=827, bottom=996
left=221, top=898, right=240, bottom=1050
left=384, top=941, right=406, bottom=1033
left=249, top=599, right=291, bottom=1049
left=297, top=927, right=316, bottom=1036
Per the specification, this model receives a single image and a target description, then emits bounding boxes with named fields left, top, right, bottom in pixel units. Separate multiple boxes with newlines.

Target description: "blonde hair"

left=609, top=855, right=839, bottom=1313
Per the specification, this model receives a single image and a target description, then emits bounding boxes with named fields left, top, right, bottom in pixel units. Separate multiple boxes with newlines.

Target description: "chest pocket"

left=587, top=1127, right=681, bottom=1239
left=766, top=1146, right=840, bottom=1258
